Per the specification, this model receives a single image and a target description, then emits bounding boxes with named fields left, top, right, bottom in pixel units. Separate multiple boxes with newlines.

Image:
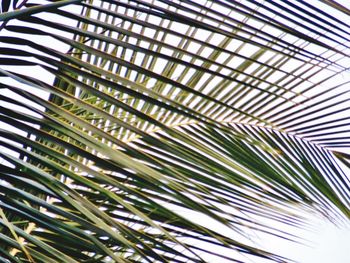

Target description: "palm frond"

left=0, top=0, right=349, bottom=262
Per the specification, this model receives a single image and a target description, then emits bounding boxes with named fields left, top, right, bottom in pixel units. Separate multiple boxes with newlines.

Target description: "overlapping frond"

left=0, top=0, right=349, bottom=262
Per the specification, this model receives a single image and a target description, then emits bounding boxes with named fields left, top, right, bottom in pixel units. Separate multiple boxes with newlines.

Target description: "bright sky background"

left=259, top=215, right=350, bottom=263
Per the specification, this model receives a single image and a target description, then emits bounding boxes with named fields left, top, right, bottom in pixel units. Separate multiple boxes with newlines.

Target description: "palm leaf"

left=0, top=0, right=349, bottom=262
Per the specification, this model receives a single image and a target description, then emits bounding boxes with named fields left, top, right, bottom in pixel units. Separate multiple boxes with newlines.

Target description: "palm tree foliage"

left=0, top=0, right=350, bottom=262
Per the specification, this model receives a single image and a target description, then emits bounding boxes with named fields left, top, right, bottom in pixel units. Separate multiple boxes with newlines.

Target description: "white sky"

left=180, top=207, right=350, bottom=263
left=258, top=215, right=350, bottom=263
